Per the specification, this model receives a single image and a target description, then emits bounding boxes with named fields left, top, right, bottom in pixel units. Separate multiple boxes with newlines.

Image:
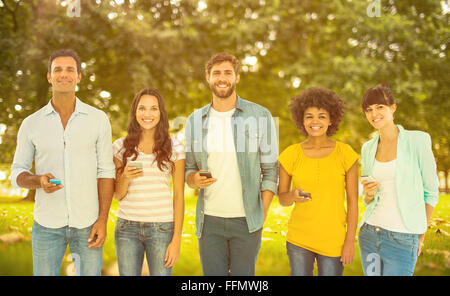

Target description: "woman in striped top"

left=113, top=88, right=185, bottom=276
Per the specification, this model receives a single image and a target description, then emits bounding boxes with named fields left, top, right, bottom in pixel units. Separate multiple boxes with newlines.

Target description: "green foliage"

left=0, top=0, right=448, bottom=171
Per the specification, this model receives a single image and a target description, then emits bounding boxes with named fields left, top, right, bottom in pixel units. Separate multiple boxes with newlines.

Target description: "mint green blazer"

left=359, top=125, right=439, bottom=234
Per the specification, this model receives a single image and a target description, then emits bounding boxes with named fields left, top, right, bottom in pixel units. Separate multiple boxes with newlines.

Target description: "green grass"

left=0, top=193, right=449, bottom=276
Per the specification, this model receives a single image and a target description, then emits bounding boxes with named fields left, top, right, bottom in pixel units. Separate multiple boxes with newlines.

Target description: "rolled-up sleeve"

left=96, top=112, right=115, bottom=179
left=184, top=115, right=199, bottom=181
left=419, top=133, right=439, bottom=207
left=260, top=110, right=278, bottom=195
left=10, top=118, right=34, bottom=188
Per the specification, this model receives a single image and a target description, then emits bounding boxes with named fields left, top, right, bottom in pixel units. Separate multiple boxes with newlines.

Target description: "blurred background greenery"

left=0, top=0, right=449, bottom=275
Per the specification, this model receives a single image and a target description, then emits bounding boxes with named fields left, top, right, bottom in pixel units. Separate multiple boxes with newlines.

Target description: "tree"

left=0, top=0, right=448, bottom=197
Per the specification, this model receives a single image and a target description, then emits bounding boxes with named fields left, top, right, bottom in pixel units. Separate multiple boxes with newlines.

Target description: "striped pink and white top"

left=113, top=137, right=185, bottom=222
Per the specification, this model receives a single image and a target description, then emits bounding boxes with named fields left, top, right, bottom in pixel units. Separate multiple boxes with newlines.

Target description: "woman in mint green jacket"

left=358, top=83, right=439, bottom=276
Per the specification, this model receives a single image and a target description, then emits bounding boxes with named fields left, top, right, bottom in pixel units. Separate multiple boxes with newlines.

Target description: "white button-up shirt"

left=11, top=98, right=115, bottom=229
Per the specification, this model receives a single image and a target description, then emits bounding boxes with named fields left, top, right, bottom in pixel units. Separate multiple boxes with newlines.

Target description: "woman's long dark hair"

left=119, top=88, right=174, bottom=174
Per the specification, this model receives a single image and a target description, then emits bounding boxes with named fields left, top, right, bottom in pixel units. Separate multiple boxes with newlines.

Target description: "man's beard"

left=210, top=82, right=236, bottom=99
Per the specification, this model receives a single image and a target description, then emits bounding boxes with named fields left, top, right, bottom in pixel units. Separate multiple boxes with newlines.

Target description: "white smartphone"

left=127, top=161, right=143, bottom=169
left=361, top=175, right=377, bottom=183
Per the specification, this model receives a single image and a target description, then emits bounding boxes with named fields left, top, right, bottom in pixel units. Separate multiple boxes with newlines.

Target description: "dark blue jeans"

left=198, top=215, right=262, bottom=276
left=286, top=241, right=344, bottom=276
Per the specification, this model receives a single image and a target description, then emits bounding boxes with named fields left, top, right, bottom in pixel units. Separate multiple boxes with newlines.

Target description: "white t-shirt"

left=204, top=107, right=245, bottom=218
left=367, top=159, right=414, bottom=233
left=113, top=137, right=185, bottom=222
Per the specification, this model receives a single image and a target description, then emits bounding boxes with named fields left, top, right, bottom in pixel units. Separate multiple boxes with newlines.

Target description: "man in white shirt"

left=10, top=49, right=115, bottom=275
left=185, top=52, right=278, bottom=275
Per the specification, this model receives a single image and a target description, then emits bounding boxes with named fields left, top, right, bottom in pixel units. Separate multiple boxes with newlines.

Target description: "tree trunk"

left=21, top=162, right=36, bottom=202
left=445, top=170, right=449, bottom=194
left=21, top=189, right=35, bottom=202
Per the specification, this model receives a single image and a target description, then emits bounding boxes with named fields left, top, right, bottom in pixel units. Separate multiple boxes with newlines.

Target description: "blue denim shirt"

left=185, top=95, right=279, bottom=237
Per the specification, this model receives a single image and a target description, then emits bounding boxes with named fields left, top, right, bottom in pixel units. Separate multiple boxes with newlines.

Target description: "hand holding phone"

left=40, top=173, right=64, bottom=194
left=361, top=176, right=380, bottom=197
left=292, top=188, right=312, bottom=203
left=123, top=161, right=144, bottom=180
left=193, top=171, right=217, bottom=189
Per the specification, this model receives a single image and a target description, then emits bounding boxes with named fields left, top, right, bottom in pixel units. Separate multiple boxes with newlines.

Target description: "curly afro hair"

left=289, top=87, right=345, bottom=137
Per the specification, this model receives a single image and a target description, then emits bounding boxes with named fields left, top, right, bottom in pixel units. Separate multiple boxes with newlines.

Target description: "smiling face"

left=303, top=107, right=332, bottom=137
left=206, top=61, right=240, bottom=99
left=47, top=56, right=81, bottom=94
left=136, top=94, right=161, bottom=131
left=364, top=103, right=396, bottom=130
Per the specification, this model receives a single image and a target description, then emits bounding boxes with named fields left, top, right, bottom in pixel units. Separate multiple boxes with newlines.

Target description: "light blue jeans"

left=115, top=218, right=174, bottom=276
left=32, top=221, right=103, bottom=276
left=358, top=223, right=420, bottom=276
left=286, top=241, right=344, bottom=276
left=198, top=215, right=262, bottom=276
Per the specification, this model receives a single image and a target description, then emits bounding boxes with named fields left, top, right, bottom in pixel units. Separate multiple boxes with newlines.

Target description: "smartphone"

left=199, top=171, right=213, bottom=179
left=299, top=191, right=312, bottom=199
left=361, top=175, right=377, bottom=183
left=49, top=179, right=62, bottom=185
left=127, top=161, right=143, bottom=169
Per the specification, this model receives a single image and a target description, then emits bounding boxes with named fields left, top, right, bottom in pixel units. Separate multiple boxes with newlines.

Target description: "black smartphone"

left=299, top=191, right=312, bottom=199
left=199, top=171, right=213, bottom=179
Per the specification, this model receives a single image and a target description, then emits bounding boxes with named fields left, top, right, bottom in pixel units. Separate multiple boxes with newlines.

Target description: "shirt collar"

left=201, top=94, right=244, bottom=117
left=44, top=97, right=88, bottom=116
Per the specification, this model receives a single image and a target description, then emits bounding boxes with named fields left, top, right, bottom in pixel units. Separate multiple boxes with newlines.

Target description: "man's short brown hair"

left=48, top=49, right=82, bottom=74
left=205, top=52, right=240, bottom=75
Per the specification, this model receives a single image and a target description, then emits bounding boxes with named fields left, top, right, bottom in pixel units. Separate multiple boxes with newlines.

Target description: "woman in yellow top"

left=278, top=87, right=359, bottom=276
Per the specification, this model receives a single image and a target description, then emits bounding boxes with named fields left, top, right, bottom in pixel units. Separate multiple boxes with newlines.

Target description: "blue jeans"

left=286, top=241, right=344, bottom=276
left=198, top=215, right=262, bottom=276
left=32, top=221, right=103, bottom=276
left=115, top=218, right=174, bottom=276
left=358, top=223, right=419, bottom=276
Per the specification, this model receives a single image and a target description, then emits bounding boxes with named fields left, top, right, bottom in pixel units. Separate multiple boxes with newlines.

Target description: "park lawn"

left=0, top=193, right=449, bottom=276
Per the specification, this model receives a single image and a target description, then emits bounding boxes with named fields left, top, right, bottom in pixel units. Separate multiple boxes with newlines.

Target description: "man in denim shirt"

left=10, top=49, right=115, bottom=275
left=185, top=52, right=278, bottom=275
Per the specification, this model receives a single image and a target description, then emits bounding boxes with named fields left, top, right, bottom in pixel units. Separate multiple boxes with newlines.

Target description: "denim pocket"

left=157, top=222, right=174, bottom=233
left=116, top=218, right=129, bottom=231
left=388, top=232, right=417, bottom=249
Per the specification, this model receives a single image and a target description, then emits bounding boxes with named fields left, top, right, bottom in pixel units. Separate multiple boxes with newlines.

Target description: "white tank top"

left=367, top=159, right=414, bottom=233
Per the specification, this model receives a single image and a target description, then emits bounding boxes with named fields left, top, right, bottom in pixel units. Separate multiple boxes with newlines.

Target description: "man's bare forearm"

left=16, top=172, right=42, bottom=189
left=261, top=190, right=274, bottom=222
left=97, top=178, right=115, bottom=222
